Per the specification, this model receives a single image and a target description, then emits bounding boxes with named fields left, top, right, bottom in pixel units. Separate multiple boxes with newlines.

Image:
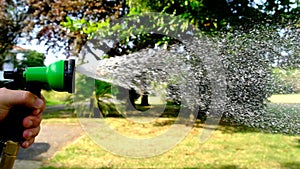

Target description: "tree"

left=64, top=0, right=300, bottom=67
left=17, top=50, right=45, bottom=68
left=129, top=0, right=300, bottom=32
left=23, top=0, right=128, bottom=56
left=0, top=0, right=27, bottom=55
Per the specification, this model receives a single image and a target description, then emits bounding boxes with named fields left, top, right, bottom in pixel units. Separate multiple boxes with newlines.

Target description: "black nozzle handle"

left=26, top=82, right=42, bottom=97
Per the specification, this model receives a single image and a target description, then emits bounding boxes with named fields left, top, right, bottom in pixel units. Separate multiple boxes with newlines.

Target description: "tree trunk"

left=140, top=93, right=150, bottom=106
left=126, top=88, right=138, bottom=110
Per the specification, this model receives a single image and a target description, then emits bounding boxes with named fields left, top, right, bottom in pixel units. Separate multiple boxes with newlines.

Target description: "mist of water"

left=77, top=27, right=300, bottom=135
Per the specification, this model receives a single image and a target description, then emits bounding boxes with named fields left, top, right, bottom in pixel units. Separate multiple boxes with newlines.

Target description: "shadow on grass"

left=214, top=165, right=244, bottom=169
left=43, top=104, right=261, bottom=135
left=153, top=118, right=176, bottom=126
left=280, top=162, right=300, bottom=169
left=151, top=116, right=260, bottom=134
left=296, top=139, right=300, bottom=148
left=43, top=103, right=299, bottom=136
left=211, top=120, right=262, bottom=134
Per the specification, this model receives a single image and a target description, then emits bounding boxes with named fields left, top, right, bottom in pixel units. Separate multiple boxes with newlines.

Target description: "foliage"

left=17, top=50, right=45, bottom=67
left=60, top=12, right=194, bottom=57
left=1, top=0, right=300, bottom=57
left=129, top=0, right=300, bottom=33
left=42, top=90, right=73, bottom=105
left=0, top=0, right=27, bottom=54
left=94, top=80, right=120, bottom=117
left=75, top=73, right=122, bottom=117
left=59, top=0, right=300, bottom=66
left=23, top=0, right=128, bottom=56
left=0, top=0, right=45, bottom=69
left=129, top=0, right=228, bottom=33
left=74, top=73, right=95, bottom=101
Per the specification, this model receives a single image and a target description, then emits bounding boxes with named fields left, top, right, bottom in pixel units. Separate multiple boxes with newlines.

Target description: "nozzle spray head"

left=4, top=59, right=75, bottom=93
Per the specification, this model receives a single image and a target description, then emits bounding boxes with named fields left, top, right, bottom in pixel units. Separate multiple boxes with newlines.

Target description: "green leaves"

left=18, top=50, right=45, bottom=68
left=61, top=12, right=197, bottom=56
left=61, top=16, right=111, bottom=39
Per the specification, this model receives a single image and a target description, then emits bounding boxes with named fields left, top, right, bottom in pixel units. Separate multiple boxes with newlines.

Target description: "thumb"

left=0, top=88, right=44, bottom=110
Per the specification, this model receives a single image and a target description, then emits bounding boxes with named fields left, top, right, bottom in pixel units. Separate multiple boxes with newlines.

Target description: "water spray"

left=0, top=59, right=75, bottom=169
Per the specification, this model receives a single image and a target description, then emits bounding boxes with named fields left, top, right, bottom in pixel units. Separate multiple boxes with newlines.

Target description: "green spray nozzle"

left=3, top=59, right=75, bottom=93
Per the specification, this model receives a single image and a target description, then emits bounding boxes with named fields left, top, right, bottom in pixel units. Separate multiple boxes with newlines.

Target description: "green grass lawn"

left=40, top=94, right=300, bottom=169
left=40, top=118, right=299, bottom=169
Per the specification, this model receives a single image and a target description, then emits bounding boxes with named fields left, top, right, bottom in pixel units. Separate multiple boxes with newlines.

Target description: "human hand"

left=0, top=88, right=46, bottom=148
